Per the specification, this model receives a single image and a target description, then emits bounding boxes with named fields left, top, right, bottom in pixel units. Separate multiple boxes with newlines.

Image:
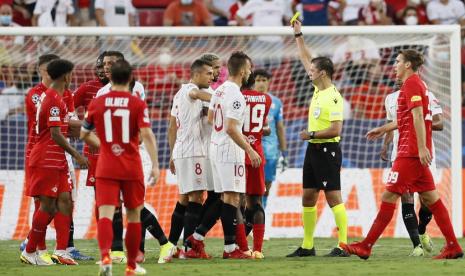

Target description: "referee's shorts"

left=302, top=142, right=342, bottom=191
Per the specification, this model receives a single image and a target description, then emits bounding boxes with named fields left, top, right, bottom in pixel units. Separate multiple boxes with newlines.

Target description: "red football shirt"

left=24, top=83, right=47, bottom=164
left=29, top=88, right=69, bottom=171
left=73, top=78, right=104, bottom=157
left=396, top=74, right=432, bottom=158
left=84, top=91, right=151, bottom=180
left=242, top=90, right=271, bottom=165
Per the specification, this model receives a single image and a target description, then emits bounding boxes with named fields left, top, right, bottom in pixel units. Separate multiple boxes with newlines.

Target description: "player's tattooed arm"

left=432, top=113, right=443, bottom=131
left=51, top=126, right=88, bottom=168
left=226, top=118, right=262, bottom=168
left=168, top=116, right=177, bottom=175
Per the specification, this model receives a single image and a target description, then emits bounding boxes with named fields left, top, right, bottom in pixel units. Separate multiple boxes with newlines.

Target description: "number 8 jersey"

left=82, top=90, right=151, bottom=180
left=209, top=81, right=247, bottom=163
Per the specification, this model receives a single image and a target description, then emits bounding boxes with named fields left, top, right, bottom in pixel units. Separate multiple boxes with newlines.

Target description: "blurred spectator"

left=228, top=0, right=249, bottom=26
left=340, top=0, right=369, bottom=25
left=164, top=0, right=212, bottom=26
left=11, top=0, right=35, bottom=25
left=95, top=0, right=135, bottom=27
left=75, top=0, right=96, bottom=26
left=0, top=4, right=24, bottom=45
left=385, top=0, right=428, bottom=25
left=427, top=0, right=465, bottom=25
left=358, top=0, right=393, bottom=25
left=31, top=0, right=74, bottom=27
left=205, top=0, right=236, bottom=26
left=292, top=0, right=341, bottom=26
left=402, top=6, right=419, bottom=25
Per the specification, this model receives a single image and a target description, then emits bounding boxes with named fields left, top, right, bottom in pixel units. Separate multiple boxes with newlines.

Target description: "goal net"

left=0, top=26, right=461, bottom=240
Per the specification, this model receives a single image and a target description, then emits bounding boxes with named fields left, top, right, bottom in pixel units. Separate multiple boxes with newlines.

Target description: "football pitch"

left=1, top=238, right=464, bottom=276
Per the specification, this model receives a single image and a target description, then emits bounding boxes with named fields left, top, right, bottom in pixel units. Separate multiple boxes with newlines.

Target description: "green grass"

left=1, top=238, right=464, bottom=275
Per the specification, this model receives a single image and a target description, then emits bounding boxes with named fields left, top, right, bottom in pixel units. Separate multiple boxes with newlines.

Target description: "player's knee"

left=419, top=191, right=440, bottom=207
left=400, top=193, right=414, bottom=204
left=302, top=190, right=317, bottom=207
left=325, top=190, right=343, bottom=208
left=188, top=191, right=203, bottom=204
left=126, top=205, right=143, bottom=222
left=178, top=194, right=189, bottom=206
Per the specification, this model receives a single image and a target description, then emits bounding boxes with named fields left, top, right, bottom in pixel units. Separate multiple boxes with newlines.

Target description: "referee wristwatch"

left=309, top=131, right=315, bottom=139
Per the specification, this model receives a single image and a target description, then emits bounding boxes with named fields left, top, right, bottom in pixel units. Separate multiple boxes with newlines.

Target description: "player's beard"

left=100, top=76, right=110, bottom=85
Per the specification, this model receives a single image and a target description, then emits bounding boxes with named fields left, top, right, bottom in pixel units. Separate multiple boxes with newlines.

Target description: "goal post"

left=0, top=25, right=461, bottom=239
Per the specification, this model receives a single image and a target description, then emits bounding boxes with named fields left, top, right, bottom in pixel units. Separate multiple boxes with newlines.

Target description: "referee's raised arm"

left=292, top=20, right=312, bottom=77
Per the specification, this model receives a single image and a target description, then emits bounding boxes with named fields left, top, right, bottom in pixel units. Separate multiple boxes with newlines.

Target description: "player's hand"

left=380, top=144, right=389, bottom=161
left=148, top=166, right=160, bottom=186
left=76, top=154, right=88, bottom=169
left=300, top=129, right=310, bottom=140
left=366, top=126, right=385, bottom=140
left=292, top=18, right=302, bottom=33
left=169, top=159, right=176, bottom=175
left=419, top=147, right=432, bottom=166
left=247, top=148, right=262, bottom=168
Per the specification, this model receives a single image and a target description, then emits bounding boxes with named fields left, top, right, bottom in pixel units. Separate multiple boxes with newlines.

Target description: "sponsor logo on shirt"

left=111, top=144, right=125, bottom=156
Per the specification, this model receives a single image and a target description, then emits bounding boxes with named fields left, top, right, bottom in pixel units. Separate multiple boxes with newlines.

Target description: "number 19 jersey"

left=209, top=80, right=246, bottom=163
left=83, top=91, right=151, bottom=180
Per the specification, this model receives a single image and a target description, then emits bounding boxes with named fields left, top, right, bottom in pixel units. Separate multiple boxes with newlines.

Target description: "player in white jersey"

left=167, top=59, right=214, bottom=255
left=94, top=51, right=174, bottom=264
left=381, top=88, right=443, bottom=257
left=187, top=51, right=261, bottom=259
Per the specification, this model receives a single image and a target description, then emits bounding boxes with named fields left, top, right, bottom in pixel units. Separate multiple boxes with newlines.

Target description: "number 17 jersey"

left=83, top=91, right=151, bottom=180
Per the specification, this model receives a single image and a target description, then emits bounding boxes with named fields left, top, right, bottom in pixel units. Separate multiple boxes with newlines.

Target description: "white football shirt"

left=385, top=90, right=442, bottom=162
left=96, top=81, right=145, bottom=100
left=209, top=81, right=246, bottom=163
left=170, top=83, right=206, bottom=159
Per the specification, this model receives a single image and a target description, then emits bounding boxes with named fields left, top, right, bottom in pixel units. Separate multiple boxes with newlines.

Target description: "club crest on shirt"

left=233, top=100, right=241, bottom=110
left=50, top=107, right=60, bottom=116
left=247, top=135, right=257, bottom=145
left=313, top=107, right=321, bottom=118
left=111, top=144, right=125, bottom=156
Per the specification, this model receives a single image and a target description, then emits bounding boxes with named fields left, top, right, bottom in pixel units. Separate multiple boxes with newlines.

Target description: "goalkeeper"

left=256, top=69, right=288, bottom=209
left=286, top=19, right=348, bottom=258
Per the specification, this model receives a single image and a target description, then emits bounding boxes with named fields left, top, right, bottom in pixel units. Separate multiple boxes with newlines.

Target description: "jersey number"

left=104, top=109, right=130, bottom=143
left=243, top=104, right=266, bottom=133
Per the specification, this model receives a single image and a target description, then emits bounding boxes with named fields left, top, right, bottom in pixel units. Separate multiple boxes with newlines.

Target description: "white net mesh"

left=0, top=28, right=460, bottom=239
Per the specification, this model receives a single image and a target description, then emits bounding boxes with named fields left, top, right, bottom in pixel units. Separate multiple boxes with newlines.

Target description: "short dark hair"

left=191, top=59, right=212, bottom=76
left=242, top=72, right=255, bottom=90
left=399, top=49, right=424, bottom=71
left=311, top=57, right=334, bottom=79
left=254, top=68, right=271, bottom=80
left=96, top=51, right=106, bottom=67
left=110, top=60, right=133, bottom=85
left=228, top=51, right=252, bottom=76
left=104, top=51, right=125, bottom=61
left=38, top=54, right=59, bottom=67
left=47, top=59, right=74, bottom=80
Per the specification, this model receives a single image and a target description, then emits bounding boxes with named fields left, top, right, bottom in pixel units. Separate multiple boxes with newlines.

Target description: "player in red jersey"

left=341, top=50, right=463, bottom=260
left=234, top=71, right=271, bottom=259
left=80, top=60, right=160, bottom=276
left=20, top=59, right=88, bottom=266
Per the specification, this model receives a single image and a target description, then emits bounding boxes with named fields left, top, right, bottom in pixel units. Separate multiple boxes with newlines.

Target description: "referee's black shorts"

left=302, top=142, right=342, bottom=191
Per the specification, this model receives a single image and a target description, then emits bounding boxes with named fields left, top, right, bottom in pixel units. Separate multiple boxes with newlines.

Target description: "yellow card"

left=290, top=12, right=300, bottom=25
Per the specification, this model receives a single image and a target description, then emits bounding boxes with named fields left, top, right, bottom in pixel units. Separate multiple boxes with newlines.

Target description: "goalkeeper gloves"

left=277, top=151, right=288, bottom=173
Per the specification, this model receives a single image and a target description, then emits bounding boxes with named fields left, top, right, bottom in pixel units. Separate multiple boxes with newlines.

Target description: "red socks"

left=235, top=223, right=249, bottom=252
left=125, top=222, right=141, bottom=270
left=26, top=209, right=52, bottom=253
left=97, top=217, right=113, bottom=260
left=429, top=199, right=460, bottom=248
left=363, top=201, right=396, bottom=248
left=54, top=212, right=71, bottom=250
left=253, top=224, right=265, bottom=252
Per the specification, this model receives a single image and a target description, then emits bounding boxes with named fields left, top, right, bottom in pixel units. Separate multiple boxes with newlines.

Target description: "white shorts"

left=139, top=144, right=152, bottom=185
left=174, top=157, right=208, bottom=194
left=205, top=157, right=214, bottom=191
left=211, top=161, right=246, bottom=193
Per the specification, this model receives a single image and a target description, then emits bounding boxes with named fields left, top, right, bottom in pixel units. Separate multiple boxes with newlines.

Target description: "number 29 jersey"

left=209, top=81, right=246, bottom=163
left=83, top=91, right=151, bottom=180
left=242, top=90, right=271, bottom=165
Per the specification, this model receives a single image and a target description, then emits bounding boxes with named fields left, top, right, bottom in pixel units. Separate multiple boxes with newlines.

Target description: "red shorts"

left=28, top=167, right=72, bottom=198
left=86, top=156, right=98, bottom=187
left=95, top=178, right=145, bottom=209
left=386, top=157, right=435, bottom=195
left=246, top=163, right=266, bottom=196
left=24, top=164, right=31, bottom=196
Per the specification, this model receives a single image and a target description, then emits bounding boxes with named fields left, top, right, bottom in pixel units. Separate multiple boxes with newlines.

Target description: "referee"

left=287, top=20, right=349, bottom=257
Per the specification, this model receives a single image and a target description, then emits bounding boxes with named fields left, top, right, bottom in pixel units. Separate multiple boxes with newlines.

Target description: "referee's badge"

left=313, top=107, right=321, bottom=119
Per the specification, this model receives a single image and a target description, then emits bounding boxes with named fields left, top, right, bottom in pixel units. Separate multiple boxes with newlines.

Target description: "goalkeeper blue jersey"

left=263, top=93, right=283, bottom=160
